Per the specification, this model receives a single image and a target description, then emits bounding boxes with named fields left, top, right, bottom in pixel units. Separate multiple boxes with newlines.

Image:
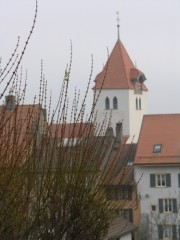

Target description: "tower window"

left=113, top=97, right=118, bottom=109
left=136, top=98, right=138, bottom=110
left=136, top=97, right=142, bottom=110
left=139, top=98, right=141, bottom=110
left=105, top=97, right=110, bottom=110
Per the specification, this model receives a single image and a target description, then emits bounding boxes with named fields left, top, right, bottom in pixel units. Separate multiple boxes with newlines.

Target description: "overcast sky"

left=0, top=0, right=180, bottom=115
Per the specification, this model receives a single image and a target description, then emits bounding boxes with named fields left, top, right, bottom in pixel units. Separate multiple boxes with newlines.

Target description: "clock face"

left=135, top=81, right=142, bottom=94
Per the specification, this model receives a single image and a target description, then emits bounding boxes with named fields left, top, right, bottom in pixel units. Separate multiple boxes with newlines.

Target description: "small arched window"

left=113, top=97, right=118, bottom=109
left=105, top=97, right=110, bottom=110
left=136, top=98, right=138, bottom=110
left=139, top=98, right=141, bottom=110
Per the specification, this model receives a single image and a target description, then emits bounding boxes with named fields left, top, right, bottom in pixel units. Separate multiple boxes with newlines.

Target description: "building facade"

left=134, top=114, right=180, bottom=240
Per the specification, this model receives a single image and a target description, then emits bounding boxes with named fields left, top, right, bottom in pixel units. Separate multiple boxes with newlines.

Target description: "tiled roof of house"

left=93, top=40, right=148, bottom=91
left=103, top=144, right=136, bottom=185
left=104, top=217, right=137, bottom=240
left=49, top=122, right=94, bottom=139
left=134, top=114, right=180, bottom=165
left=0, top=102, right=44, bottom=165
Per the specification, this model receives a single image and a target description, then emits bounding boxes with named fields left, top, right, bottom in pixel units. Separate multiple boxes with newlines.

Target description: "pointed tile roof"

left=93, top=40, right=147, bottom=90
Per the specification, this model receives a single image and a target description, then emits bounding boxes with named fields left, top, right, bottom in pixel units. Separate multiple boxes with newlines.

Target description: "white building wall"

left=134, top=165, right=180, bottom=240
left=120, top=233, right=132, bottom=240
left=135, top=166, right=180, bottom=213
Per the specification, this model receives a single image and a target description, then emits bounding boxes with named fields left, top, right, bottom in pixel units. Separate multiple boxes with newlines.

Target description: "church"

left=93, top=21, right=180, bottom=240
left=93, top=24, right=148, bottom=143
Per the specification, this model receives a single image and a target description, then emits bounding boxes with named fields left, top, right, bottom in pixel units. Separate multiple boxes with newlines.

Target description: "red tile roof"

left=103, top=144, right=136, bottom=185
left=0, top=103, right=43, bottom=165
left=134, top=114, right=180, bottom=165
left=104, top=217, right=137, bottom=239
left=49, top=122, right=94, bottom=139
left=93, top=40, right=148, bottom=91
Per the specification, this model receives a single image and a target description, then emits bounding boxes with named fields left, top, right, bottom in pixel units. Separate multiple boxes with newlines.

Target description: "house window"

left=150, top=173, right=171, bottom=187
left=151, top=205, right=156, bottom=211
left=164, top=199, right=172, bottom=212
left=105, top=97, right=110, bottom=110
left=119, top=209, right=133, bottom=222
left=153, top=144, right=162, bottom=153
left=105, top=185, right=132, bottom=201
left=158, top=225, right=177, bottom=240
left=157, top=174, right=166, bottom=187
left=159, top=198, right=177, bottom=213
left=178, top=174, right=180, bottom=188
left=164, top=225, right=172, bottom=239
left=113, top=97, right=118, bottom=109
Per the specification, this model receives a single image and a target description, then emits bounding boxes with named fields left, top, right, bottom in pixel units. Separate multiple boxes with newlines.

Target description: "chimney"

left=42, top=108, right=47, bottom=121
left=115, top=122, right=123, bottom=144
left=105, top=127, right=114, bottom=137
left=5, top=95, right=16, bottom=111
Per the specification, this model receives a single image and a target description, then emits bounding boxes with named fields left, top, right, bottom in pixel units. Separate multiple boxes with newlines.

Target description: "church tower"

left=93, top=21, right=148, bottom=143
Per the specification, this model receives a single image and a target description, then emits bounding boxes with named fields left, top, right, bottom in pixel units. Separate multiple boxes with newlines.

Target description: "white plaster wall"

left=120, top=233, right=132, bottom=240
left=134, top=166, right=180, bottom=215
left=94, top=89, right=129, bottom=137
left=129, top=90, right=148, bottom=143
left=135, top=166, right=180, bottom=240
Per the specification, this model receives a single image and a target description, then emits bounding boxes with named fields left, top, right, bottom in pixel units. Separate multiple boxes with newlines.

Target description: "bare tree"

left=0, top=1, right=136, bottom=239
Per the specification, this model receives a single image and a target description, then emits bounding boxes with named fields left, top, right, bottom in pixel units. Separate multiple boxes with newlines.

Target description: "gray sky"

left=0, top=0, right=180, bottom=114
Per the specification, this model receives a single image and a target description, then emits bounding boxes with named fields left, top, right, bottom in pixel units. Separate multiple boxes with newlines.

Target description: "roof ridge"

left=118, top=40, right=133, bottom=89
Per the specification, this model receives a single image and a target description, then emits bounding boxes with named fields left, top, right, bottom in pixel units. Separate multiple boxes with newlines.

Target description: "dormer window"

left=105, top=97, right=110, bottom=110
left=139, top=74, right=146, bottom=84
left=153, top=144, right=162, bottom=153
left=113, top=97, right=118, bottom=109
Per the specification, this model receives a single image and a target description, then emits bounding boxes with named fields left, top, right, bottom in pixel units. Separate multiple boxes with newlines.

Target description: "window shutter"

left=114, top=186, right=119, bottom=201
left=158, top=225, right=163, bottom=239
left=178, top=174, right=180, bottom=188
left=105, top=186, right=112, bottom=200
left=150, top=174, right=155, bottom=187
left=173, top=199, right=177, bottom=213
left=128, top=186, right=132, bottom=200
left=159, top=199, right=163, bottom=213
left=172, top=225, right=177, bottom=240
left=166, top=173, right=171, bottom=187
left=129, top=209, right=133, bottom=222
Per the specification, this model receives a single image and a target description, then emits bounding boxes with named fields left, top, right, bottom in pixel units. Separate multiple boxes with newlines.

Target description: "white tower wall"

left=94, top=89, right=129, bottom=137
left=94, top=89, right=148, bottom=143
left=129, top=90, right=148, bottom=142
